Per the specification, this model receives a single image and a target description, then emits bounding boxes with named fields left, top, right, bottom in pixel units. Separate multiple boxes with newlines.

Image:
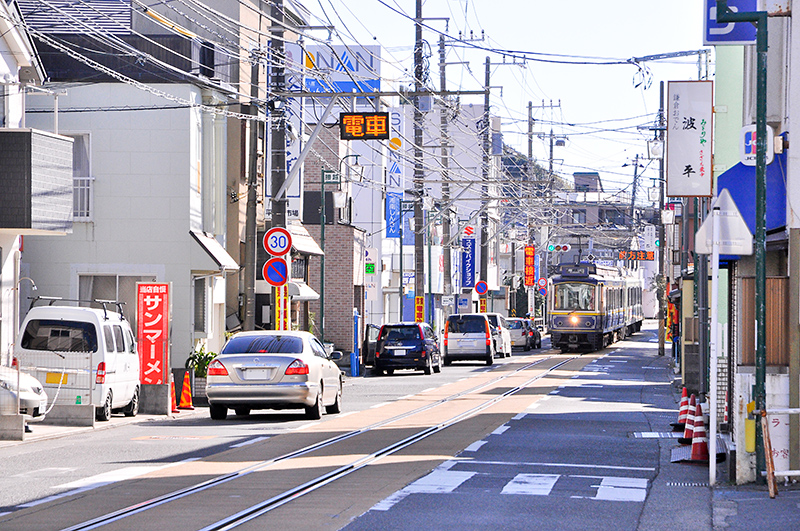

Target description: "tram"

left=548, top=263, right=644, bottom=352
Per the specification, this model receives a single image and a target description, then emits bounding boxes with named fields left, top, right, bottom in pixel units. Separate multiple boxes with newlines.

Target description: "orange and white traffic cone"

left=170, top=376, right=180, bottom=413
left=672, top=387, right=689, bottom=431
left=178, top=371, right=195, bottom=410
left=679, top=394, right=696, bottom=445
left=689, top=404, right=709, bottom=462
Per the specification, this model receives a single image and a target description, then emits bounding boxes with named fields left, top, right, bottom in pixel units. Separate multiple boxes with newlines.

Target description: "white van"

left=15, top=301, right=140, bottom=421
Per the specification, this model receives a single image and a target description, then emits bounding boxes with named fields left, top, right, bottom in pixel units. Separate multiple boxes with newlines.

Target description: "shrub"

left=186, top=345, right=216, bottom=378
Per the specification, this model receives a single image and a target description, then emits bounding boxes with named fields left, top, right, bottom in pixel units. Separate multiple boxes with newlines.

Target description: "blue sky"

left=303, top=0, right=708, bottom=196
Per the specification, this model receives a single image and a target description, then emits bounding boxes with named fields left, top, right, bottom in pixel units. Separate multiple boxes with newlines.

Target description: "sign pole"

left=709, top=206, right=720, bottom=485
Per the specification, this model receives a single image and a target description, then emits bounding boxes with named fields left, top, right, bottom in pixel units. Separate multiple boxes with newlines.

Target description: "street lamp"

left=320, top=155, right=359, bottom=344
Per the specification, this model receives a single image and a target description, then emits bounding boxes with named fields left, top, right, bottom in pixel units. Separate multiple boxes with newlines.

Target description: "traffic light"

left=655, top=239, right=661, bottom=247
left=547, top=243, right=571, bottom=252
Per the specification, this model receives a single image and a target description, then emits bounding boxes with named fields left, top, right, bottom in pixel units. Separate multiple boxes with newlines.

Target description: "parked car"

left=15, top=300, right=140, bottom=421
left=506, top=317, right=533, bottom=351
left=485, top=313, right=512, bottom=357
left=444, top=313, right=496, bottom=366
left=374, top=322, right=441, bottom=376
left=206, top=330, right=343, bottom=420
left=0, top=364, right=48, bottom=421
left=362, top=323, right=381, bottom=366
left=525, top=318, right=543, bottom=349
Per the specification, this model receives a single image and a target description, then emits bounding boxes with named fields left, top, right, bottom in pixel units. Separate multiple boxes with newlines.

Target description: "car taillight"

left=96, top=362, right=106, bottom=384
left=11, top=357, right=17, bottom=368
left=207, top=359, right=228, bottom=376
left=444, top=326, right=448, bottom=346
left=285, top=359, right=309, bottom=375
left=485, top=321, right=491, bottom=346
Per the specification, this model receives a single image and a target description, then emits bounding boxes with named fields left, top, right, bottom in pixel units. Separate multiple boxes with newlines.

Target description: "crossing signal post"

left=547, top=243, right=571, bottom=252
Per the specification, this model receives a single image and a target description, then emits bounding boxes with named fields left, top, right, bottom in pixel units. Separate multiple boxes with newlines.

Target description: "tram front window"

left=554, top=283, right=594, bottom=311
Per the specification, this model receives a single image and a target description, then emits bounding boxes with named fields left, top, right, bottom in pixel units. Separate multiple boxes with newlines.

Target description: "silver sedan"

left=0, top=365, right=48, bottom=420
left=206, top=331, right=343, bottom=420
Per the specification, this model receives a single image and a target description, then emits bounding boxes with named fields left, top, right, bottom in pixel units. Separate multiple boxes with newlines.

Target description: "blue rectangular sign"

left=534, top=254, right=540, bottom=282
left=386, top=192, right=401, bottom=238
left=704, top=0, right=757, bottom=45
left=462, top=238, right=476, bottom=288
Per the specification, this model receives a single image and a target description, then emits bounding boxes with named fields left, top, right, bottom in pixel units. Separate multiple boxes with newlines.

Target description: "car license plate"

left=45, top=372, right=67, bottom=385
left=242, top=369, right=269, bottom=380
left=390, top=349, right=405, bottom=356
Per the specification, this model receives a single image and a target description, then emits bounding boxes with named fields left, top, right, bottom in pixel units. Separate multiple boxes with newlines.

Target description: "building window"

left=194, top=277, right=208, bottom=334
left=78, top=274, right=157, bottom=331
left=68, top=134, right=93, bottom=220
left=572, top=209, right=586, bottom=224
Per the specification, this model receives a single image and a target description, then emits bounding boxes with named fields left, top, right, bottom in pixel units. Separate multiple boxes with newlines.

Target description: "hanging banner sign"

left=339, top=112, right=390, bottom=140
left=523, top=245, right=536, bottom=286
left=666, top=80, right=714, bottom=197
left=386, top=192, right=402, bottom=238
left=136, top=283, right=170, bottom=386
left=462, top=238, right=476, bottom=288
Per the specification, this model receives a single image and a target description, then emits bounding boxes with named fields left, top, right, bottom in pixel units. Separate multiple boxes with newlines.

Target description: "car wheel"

left=123, top=387, right=139, bottom=417
left=433, top=355, right=442, bottom=373
left=96, top=391, right=112, bottom=421
left=486, top=349, right=494, bottom=365
left=305, top=386, right=324, bottom=420
left=210, top=404, right=227, bottom=420
left=524, top=340, right=531, bottom=352
left=234, top=408, right=251, bottom=416
left=424, top=356, right=432, bottom=375
left=537, top=338, right=542, bottom=349
left=443, top=356, right=452, bottom=366
left=373, top=367, right=385, bottom=376
left=386, top=369, right=394, bottom=376
left=326, top=381, right=342, bottom=414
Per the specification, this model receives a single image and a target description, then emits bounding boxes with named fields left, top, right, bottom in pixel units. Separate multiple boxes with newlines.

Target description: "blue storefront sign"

left=386, top=192, right=401, bottom=238
left=462, top=238, right=476, bottom=288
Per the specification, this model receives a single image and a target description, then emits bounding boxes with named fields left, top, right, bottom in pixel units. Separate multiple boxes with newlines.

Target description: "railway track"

left=48, top=352, right=584, bottom=531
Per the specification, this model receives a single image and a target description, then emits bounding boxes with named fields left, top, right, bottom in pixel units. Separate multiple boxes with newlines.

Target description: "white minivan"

left=15, top=301, right=140, bottom=421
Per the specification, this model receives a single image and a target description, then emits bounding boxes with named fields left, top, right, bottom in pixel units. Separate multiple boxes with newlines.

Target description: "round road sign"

left=264, top=227, right=292, bottom=256
left=475, top=280, right=488, bottom=295
left=537, top=277, right=547, bottom=288
left=538, top=287, right=547, bottom=296
left=263, top=257, right=289, bottom=286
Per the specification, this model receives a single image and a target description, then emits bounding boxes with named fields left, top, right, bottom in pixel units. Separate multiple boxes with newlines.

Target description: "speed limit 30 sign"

left=264, top=227, right=292, bottom=256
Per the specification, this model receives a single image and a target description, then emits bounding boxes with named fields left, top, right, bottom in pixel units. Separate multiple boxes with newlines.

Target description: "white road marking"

left=463, top=440, right=487, bottom=452
left=491, top=425, right=509, bottom=435
left=512, top=413, right=527, bottom=420
left=501, top=473, right=559, bottom=496
left=467, top=460, right=655, bottom=472
left=230, top=436, right=270, bottom=448
left=404, top=469, right=476, bottom=493
left=592, top=476, right=648, bottom=502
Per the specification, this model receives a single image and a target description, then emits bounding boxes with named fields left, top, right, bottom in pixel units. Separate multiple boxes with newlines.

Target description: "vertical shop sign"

left=137, top=283, right=170, bottom=385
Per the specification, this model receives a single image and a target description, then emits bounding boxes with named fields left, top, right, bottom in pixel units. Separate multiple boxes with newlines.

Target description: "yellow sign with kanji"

left=415, top=296, right=425, bottom=322
left=617, top=250, right=655, bottom=261
left=340, top=112, right=390, bottom=140
left=479, top=298, right=487, bottom=313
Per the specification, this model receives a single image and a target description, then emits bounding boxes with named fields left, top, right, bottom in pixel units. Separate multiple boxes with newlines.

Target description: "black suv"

left=374, top=322, right=442, bottom=375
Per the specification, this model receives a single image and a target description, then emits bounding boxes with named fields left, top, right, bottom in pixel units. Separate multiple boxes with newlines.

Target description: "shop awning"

left=716, top=143, right=787, bottom=235
left=288, top=220, right=324, bottom=256
left=288, top=281, right=319, bottom=301
left=190, top=230, right=239, bottom=273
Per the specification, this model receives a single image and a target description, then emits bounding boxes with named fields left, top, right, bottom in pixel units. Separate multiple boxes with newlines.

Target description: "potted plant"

left=185, top=345, right=216, bottom=399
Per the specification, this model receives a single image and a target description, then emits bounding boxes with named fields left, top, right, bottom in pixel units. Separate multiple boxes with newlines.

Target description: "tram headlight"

left=569, top=315, right=579, bottom=325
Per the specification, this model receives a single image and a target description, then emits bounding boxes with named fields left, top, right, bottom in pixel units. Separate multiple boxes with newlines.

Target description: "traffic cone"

left=679, top=394, right=696, bottom=445
left=689, top=405, right=709, bottom=462
left=671, top=387, right=689, bottom=431
left=170, top=376, right=180, bottom=413
left=178, top=371, right=195, bottom=410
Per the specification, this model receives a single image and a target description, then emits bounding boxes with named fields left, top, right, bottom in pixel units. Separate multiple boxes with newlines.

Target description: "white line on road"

left=491, top=425, right=510, bottom=435
left=230, top=436, right=270, bottom=448
left=462, top=440, right=487, bottom=452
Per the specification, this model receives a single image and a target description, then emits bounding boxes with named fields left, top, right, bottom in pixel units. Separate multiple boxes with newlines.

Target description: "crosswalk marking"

left=501, top=474, right=559, bottom=496
left=594, top=476, right=648, bottom=502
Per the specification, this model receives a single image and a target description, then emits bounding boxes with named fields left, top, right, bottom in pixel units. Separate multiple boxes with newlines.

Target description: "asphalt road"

left=5, top=323, right=790, bottom=531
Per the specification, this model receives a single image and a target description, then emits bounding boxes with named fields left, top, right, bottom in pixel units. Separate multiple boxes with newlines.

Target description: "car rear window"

left=380, top=326, right=420, bottom=341
left=20, top=319, right=99, bottom=352
left=222, top=335, right=304, bottom=354
left=447, top=316, right=486, bottom=334
left=507, top=320, right=524, bottom=329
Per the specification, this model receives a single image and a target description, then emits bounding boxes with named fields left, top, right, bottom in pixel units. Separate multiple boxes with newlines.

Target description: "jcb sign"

left=340, top=112, right=390, bottom=140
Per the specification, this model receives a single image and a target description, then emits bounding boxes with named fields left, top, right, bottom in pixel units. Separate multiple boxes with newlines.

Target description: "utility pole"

left=413, top=0, right=425, bottom=321
left=657, top=82, right=666, bottom=358
left=439, top=35, right=453, bottom=300
left=629, top=153, right=640, bottom=225
left=270, top=0, right=287, bottom=231
left=242, top=21, right=263, bottom=331
left=479, top=57, right=490, bottom=286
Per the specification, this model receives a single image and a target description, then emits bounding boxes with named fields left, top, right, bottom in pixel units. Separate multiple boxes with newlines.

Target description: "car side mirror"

left=330, top=351, right=343, bottom=360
